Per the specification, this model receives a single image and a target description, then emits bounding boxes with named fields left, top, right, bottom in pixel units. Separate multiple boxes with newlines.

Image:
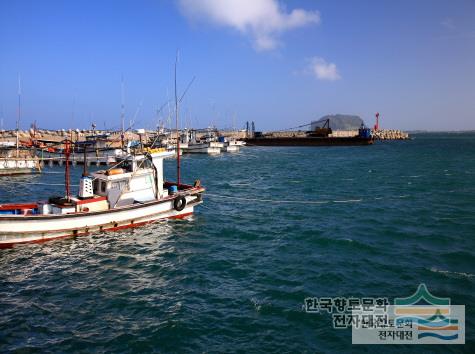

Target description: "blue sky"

left=0, top=0, right=474, bottom=131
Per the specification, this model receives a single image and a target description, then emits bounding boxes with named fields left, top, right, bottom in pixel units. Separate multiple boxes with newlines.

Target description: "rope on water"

left=203, top=192, right=401, bottom=204
left=205, top=192, right=331, bottom=204
left=205, top=193, right=412, bottom=205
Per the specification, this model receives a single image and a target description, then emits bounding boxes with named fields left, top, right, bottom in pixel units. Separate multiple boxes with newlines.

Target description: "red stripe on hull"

left=0, top=212, right=193, bottom=249
left=0, top=203, right=38, bottom=211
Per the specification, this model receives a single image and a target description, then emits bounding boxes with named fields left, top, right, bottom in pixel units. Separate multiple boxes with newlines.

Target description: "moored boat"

left=0, top=76, right=41, bottom=175
left=218, top=137, right=241, bottom=152
left=0, top=143, right=41, bottom=175
left=183, top=142, right=222, bottom=154
left=181, top=129, right=222, bottom=154
left=0, top=146, right=204, bottom=248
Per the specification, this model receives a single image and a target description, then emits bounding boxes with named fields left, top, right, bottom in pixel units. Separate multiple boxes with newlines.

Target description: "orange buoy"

left=106, top=168, right=125, bottom=176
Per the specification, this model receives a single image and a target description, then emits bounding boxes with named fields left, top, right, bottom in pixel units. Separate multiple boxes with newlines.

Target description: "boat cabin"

left=89, top=149, right=174, bottom=208
left=27, top=149, right=175, bottom=216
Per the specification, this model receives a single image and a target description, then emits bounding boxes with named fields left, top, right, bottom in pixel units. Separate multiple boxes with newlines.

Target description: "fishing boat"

left=182, top=129, right=222, bottom=155
left=218, top=137, right=243, bottom=152
left=183, top=141, right=222, bottom=154
left=0, top=142, right=41, bottom=175
left=0, top=144, right=205, bottom=248
left=0, top=76, right=41, bottom=175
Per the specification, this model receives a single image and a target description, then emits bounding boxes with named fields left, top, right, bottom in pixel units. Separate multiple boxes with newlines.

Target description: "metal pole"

left=82, top=142, right=88, bottom=176
left=16, top=75, right=21, bottom=158
left=175, top=51, right=180, bottom=187
left=121, top=75, right=125, bottom=149
left=64, top=140, right=71, bottom=201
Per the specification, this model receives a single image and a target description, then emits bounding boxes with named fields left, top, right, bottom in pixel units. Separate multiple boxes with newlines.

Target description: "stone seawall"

left=0, top=128, right=410, bottom=143
left=0, top=130, right=140, bottom=147
left=372, top=129, right=409, bottom=140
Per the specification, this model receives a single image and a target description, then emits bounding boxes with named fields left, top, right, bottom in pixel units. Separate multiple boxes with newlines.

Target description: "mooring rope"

left=204, top=192, right=409, bottom=204
left=205, top=192, right=332, bottom=204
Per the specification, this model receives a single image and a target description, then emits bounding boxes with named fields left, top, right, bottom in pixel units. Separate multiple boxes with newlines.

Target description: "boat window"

left=121, top=160, right=133, bottom=172
left=140, top=159, right=152, bottom=169
left=111, top=180, right=128, bottom=191
left=101, top=181, right=107, bottom=192
left=93, top=179, right=100, bottom=193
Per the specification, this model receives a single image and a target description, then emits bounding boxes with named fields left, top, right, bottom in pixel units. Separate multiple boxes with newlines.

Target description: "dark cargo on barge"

left=244, top=119, right=374, bottom=146
left=244, top=136, right=373, bottom=146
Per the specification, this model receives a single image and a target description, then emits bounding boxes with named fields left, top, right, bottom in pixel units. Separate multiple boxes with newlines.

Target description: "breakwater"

left=0, top=128, right=409, bottom=145
left=0, top=129, right=128, bottom=146
left=372, top=129, right=409, bottom=140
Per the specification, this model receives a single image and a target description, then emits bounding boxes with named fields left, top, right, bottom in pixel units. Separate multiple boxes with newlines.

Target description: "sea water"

left=0, top=133, right=474, bottom=353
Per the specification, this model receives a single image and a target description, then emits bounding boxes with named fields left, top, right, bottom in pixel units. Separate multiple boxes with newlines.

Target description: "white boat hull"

left=182, top=143, right=222, bottom=155
left=0, top=193, right=202, bottom=248
left=222, top=145, right=239, bottom=152
left=0, top=158, right=39, bottom=175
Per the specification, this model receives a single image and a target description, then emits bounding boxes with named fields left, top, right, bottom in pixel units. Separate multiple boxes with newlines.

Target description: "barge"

left=245, top=120, right=373, bottom=147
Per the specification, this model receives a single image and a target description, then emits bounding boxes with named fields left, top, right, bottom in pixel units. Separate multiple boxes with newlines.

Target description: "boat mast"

left=173, top=52, right=195, bottom=187
left=0, top=104, right=4, bottom=131
left=120, top=75, right=125, bottom=150
left=82, top=141, right=89, bottom=177
left=175, top=51, right=180, bottom=186
left=16, top=74, right=21, bottom=158
left=64, top=140, right=71, bottom=201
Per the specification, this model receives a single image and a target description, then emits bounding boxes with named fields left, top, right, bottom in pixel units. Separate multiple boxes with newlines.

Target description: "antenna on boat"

left=166, top=88, right=172, bottom=130
left=82, top=141, right=88, bottom=177
left=72, top=96, right=76, bottom=131
left=156, top=100, right=169, bottom=126
left=175, top=50, right=181, bottom=186
left=174, top=51, right=196, bottom=187
left=64, top=140, right=71, bottom=201
left=0, top=104, right=4, bottom=130
left=120, top=75, right=125, bottom=150
left=16, top=74, right=21, bottom=158
left=130, top=99, right=143, bottom=129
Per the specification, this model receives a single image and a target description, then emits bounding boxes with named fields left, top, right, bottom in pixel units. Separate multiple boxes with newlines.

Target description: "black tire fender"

left=173, top=195, right=187, bottom=211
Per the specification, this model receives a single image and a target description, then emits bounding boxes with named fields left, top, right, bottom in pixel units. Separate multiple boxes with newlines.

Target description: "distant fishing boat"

left=0, top=76, right=41, bottom=175
left=218, top=136, right=244, bottom=152
left=182, top=128, right=222, bottom=155
left=0, top=142, right=40, bottom=175
left=0, top=145, right=204, bottom=248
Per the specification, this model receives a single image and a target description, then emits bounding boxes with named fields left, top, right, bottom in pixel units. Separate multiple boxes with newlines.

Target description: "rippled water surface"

left=1, top=133, right=474, bottom=353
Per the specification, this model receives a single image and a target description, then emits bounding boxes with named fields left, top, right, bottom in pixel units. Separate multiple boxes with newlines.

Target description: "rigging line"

left=269, top=122, right=311, bottom=132
left=179, top=76, right=196, bottom=103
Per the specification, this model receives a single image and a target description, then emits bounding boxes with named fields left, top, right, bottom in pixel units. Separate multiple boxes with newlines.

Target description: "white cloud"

left=441, top=18, right=456, bottom=30
left=177, top=0, right=320, bottom=51
left=307, top=57, right=341, bottom=81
